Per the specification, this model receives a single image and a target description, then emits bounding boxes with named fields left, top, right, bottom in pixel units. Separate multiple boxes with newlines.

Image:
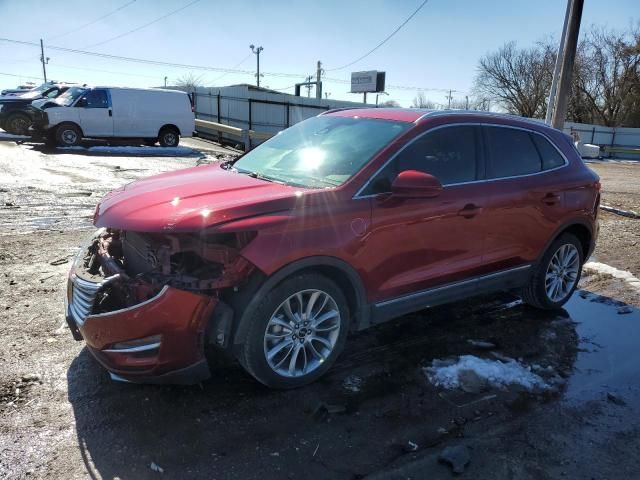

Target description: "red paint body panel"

left=74, top=109, right=600, bottom=383
left=79, top=287, right=215, bottom=376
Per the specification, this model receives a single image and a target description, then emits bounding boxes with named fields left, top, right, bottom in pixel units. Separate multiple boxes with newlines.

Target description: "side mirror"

left=391, top=170, right=443, bottom=198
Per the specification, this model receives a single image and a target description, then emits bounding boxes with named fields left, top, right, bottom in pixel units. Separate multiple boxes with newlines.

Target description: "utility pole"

left=550, top=0, right=584, bottom=130
left=250, top=44, right=264, bottom=88
left=363, top=92, right=367, bottom=104
left=315, top=60, right=323, bottom=99
left=164, top=76, right=167, bottom=87
left=465, top=95, right=469, bottom=110
left=446, top=89, right=452, bottom=108
left=39, top=39, right=48, bottom=83
left=546, top=0, right=571, bottom=125
left=305, top=76, right=313, bottom=97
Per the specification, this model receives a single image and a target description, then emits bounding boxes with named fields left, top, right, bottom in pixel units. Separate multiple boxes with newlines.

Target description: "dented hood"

left=94, top=164, right=306, bottom=232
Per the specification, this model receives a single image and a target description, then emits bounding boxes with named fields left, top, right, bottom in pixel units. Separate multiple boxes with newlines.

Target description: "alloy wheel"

left=263, top=289, right=341, bottom=378
left=545, top=243, right=579, bottom=302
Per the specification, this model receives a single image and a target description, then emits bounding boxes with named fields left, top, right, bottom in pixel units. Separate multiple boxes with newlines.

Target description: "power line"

left=0, top=71, right=42, bottom=80
left=206, top=53, right=253, bottom=85
left=326, top=0, right=429, bottom=71
left=48, top=0, right=137, bottom=41
left=0, top=38, right=464, bottom=94
left=85, top=0, right=201, bottom=49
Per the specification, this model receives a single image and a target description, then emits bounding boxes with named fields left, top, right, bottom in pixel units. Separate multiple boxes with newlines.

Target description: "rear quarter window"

left=486, top=126, right=541, bottom=178
left=531, top=134, right=566, bottom=170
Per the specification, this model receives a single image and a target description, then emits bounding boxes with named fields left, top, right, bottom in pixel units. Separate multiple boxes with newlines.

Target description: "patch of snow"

left=0, top=132, right=29, bottom=140
left=583, top=261, right=640, bottom=293
left=424, top=355, right=548, bottom=391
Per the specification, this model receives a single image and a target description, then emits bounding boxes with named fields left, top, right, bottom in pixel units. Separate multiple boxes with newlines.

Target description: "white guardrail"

left=194, top=119, right=274, bottom=151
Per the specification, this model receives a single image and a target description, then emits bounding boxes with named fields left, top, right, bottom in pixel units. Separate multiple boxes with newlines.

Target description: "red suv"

left=65, top=109, right=600, bottom=388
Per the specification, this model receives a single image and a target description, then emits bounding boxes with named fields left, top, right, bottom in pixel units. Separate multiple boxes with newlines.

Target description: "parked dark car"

left=0, top=84, right=72, bottom=134
left=64, top=109, right=600, bottom=388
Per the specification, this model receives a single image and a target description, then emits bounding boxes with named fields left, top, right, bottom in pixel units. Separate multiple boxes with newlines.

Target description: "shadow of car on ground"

left=67, top=292, right=588, bottom=479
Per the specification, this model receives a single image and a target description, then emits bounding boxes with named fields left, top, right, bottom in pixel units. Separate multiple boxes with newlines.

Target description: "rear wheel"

left=522, top=233, right=583, bottom=309
left=55, top=124, right=82, bottom=147
left=5, top=113, right=31, bottom=135
left=236, top=273, right=350, bottom=388
left=158, top=127, right=179, bottom=147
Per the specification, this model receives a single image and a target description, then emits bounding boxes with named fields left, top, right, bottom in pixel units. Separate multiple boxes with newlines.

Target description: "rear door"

left=77, top=89, right=113, bottom=137
left=359, top=125, right=489, bottom=303
left=481, top=125, right=568, bottom=271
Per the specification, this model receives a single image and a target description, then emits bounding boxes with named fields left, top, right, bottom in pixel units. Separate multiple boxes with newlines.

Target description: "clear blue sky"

left=0, top=0, right=636, bottom=107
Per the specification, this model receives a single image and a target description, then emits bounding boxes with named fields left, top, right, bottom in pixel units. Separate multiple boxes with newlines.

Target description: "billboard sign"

left=350, top=71, right=386, bottom=93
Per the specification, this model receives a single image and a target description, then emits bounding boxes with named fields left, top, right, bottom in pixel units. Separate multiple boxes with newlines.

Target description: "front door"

left=77, top=89, right=113, bottom=137
left=359, top=125, right=489, bottom=304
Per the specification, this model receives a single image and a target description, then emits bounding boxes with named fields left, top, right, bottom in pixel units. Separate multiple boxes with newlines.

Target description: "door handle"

left=108, top=109, right=112, bottom=117
left=458, top=203, right=483, bottom=218
left=542, top=193, right=561, bottom=205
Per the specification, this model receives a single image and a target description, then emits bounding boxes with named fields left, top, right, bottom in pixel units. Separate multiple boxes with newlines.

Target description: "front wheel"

left=55, top=124, right=82, bottom=147
left=236, top=273, right=350, bottom=388
left=5, top=113, right=31, bottom=135
left=522, top=233, right=583, bottom=309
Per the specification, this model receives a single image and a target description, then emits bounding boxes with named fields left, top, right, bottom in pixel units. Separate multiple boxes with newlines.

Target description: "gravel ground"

left=1, top=139, right=639, bottom=479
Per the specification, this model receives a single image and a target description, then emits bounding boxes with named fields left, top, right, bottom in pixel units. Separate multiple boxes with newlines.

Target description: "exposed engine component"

left=74, top=228, right=255, bottom=315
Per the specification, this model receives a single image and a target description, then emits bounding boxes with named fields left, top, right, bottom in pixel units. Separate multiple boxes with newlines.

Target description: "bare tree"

left=411, top=92, right=436, bottom=108
left=473, top=41, right=554, bottom=118
left=175, top=72, right=204, bottom=92
left=378, top=99, right=401, bottom=107
left=573, top=27, right=640, bottom=126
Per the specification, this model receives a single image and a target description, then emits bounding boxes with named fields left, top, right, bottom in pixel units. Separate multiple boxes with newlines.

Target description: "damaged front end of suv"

left=66, top=227, right=256, bottom=384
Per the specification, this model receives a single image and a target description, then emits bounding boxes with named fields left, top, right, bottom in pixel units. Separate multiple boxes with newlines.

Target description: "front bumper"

left=66, top=274, right=217, bottom=384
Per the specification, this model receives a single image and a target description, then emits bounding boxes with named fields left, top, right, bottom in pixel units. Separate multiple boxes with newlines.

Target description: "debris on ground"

left=149, top=462, right=164, bottom=473
left=21, top=374, right=40, bottom=383
left=438, top=445, right=471, bottom=474
left=404, top=441, right=418, bottom=452
left=312, top=402, right=347, bottom=421
left=607, top=392, right=627, bottom=406
left=425, top=355, right=548, bottom=392
left=617, top=305, right=634, bottom=315
left=49, top=256, right=71, bottom=266
left=467, top=339, right=497, bottom=349
left=342, top=374, right=363, bottom=393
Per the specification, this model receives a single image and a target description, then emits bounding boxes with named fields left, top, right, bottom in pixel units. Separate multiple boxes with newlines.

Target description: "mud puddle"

left=564, top=291, right=640, bottom=409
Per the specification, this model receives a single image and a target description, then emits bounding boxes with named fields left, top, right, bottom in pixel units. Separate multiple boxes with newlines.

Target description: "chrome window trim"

left=353, top=122, right=570, bottom=199
left=86, top=285, right=170, bottom=319
left=375, top=264, right=532, bottom=308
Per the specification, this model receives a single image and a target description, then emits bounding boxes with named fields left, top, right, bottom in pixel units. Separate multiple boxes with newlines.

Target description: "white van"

left=32, top=86, right=195, bottom=147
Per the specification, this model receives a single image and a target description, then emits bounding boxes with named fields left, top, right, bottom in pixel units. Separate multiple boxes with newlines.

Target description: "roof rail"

left=414, top=109, right=550, bottom=128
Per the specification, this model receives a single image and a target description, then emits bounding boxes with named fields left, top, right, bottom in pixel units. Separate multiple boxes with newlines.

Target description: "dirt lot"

left=1, top=138, right=640, bottom=479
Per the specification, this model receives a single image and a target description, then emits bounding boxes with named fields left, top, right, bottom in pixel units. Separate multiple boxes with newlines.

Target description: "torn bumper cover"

left=65, top=228, right=255, bottom=384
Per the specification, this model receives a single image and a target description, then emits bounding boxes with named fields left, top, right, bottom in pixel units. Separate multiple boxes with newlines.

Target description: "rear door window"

left=485, top=126, right=541, bottom=178
left=531, top=134, right=566, bottom=170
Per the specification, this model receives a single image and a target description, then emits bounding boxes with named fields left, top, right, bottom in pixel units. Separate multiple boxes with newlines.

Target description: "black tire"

left=143, top=138, right=157, bottom=146
left=158, top=127, right=179, bottom=147
left=55, top=123, right=82, bottom=147
left=522, top=233, right=583, bottom=309
left=5, top=113, right=32, bottom=135
left=236, top=273, right=350, bottom=388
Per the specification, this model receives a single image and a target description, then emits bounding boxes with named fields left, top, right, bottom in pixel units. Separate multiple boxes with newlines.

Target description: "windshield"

left=232, top=116, right=410, bottom=189
left=54, top=86, right=88, bottom=106
left=21, top=89, right=48, bottom=99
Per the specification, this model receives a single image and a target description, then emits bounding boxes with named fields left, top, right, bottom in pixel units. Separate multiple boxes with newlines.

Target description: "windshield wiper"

left=235, top=168, right=286, bottom=185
